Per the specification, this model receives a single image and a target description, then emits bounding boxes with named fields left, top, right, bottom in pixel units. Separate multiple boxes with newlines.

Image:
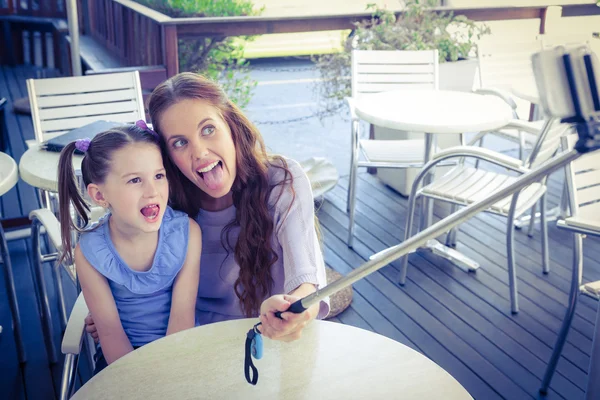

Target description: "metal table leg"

left=0, top=221, right=26, bottom=364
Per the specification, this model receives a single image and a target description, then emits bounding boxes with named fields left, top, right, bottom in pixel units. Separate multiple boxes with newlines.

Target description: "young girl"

left=58, top=124, right=201, bottom=373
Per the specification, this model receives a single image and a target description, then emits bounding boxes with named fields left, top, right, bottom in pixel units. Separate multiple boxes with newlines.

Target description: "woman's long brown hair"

left=148, top=72, right=295, bottom=317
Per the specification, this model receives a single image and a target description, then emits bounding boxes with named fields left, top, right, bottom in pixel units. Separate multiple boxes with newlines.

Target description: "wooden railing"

left=79, top=1, right=600, bottom=78
left=2, top=1, right=600, bottom=77
left=0, top=0, right=66, bottom=18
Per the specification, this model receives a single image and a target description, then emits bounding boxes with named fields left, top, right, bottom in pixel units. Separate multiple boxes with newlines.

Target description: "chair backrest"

left=477, top=38, right=541, bottom=119
left=27, top=71, right=145, bottom=143
left=527, top=119, right=571, bottom=169
left=351, top=50, right=439, bottom=100
left=562, top=134, right=600, bottom=220
left=476, top=38, right=540, bottom=91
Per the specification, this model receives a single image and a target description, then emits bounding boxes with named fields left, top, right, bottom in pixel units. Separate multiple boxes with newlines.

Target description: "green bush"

left=135, top=0, right=262, bottom=109
left=313, top=0, right=491, bottom=114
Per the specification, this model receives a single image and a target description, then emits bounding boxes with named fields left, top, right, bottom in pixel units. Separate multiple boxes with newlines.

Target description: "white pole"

left=65, top=0, right=82, bottom=76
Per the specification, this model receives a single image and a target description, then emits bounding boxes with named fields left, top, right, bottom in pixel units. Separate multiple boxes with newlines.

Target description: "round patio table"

left=355, top=89, right=514, bottom=273
left=72, top=319, right=472, bottom=400
left=18, top=142, right=83, bottom=192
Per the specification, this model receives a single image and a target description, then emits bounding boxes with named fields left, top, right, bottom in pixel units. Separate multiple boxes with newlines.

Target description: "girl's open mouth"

left=140, top=204, right=160, bottom=222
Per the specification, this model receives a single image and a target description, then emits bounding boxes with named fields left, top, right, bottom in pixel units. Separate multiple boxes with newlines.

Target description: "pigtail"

left=57, top=142, right=90, bottom=264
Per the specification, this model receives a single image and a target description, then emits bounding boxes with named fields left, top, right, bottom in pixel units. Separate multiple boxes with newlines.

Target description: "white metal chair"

left=540, top=134, right=600, bottom=395
left=26, top=71, right=146, bottom=146
left=26, top=71, right=145, bottom=210
left=346, top=49, right=440, bottom=247
left=28, top=208, right=96, bottom=399
left=400, top=118, right=571, bottom=313
left=475, top=38, right=545, bottom=160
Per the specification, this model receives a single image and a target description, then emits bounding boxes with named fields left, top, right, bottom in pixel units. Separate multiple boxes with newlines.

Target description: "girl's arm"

left=74, top=244, right=133, bottom=364
left=166, top=219, right=202, bottom=335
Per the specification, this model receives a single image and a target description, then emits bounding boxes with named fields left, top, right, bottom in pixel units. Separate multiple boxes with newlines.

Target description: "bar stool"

left=0, top=151, right=25, bottom=364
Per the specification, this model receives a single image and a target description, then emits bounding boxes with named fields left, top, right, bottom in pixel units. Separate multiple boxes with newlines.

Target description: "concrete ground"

left=244, top=57, right=515, bottom=182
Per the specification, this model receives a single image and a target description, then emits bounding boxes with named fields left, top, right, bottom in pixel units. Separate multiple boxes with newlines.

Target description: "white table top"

left=73, top=319, right=472, bottom=400
left=0, top=152, right=19, bottom=197
left=18, top=143, right=83, bottom=192
left=355, top=89, right=514, bottom=134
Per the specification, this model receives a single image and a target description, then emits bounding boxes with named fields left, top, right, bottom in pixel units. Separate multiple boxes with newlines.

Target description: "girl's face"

left=89, top=143, right=169, bottom=234
left=158, top=98, right=237, bottom=209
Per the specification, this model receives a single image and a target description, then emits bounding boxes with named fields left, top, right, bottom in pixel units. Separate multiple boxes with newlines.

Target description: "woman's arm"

left=75, top=244, right=133, bottom=364
left=166, top=219, right=202, bottom=335
left=259, top=160, right=330, bottom=341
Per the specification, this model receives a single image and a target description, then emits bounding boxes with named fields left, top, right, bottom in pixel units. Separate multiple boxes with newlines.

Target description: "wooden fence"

left=2, top=0, right=600, bottom=77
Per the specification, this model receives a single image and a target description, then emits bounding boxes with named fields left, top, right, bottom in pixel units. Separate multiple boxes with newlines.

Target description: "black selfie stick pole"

left=279, top=148, right=583, bottom=318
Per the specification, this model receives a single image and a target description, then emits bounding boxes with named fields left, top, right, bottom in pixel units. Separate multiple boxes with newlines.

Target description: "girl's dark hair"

left=57, top=125, right=160, bottom=264
left=148, top=72, right=296, bottom=317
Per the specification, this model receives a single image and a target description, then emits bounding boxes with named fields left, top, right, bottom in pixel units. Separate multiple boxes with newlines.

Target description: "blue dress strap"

left=79, top=206, right=189, bottom=294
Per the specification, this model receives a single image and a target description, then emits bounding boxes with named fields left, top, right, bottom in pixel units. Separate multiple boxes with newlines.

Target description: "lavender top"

left=194, top=158, right=330, bottom=324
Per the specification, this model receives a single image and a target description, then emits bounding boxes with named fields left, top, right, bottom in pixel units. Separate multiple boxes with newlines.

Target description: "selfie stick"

left=278, top=146, right=582, bottom=317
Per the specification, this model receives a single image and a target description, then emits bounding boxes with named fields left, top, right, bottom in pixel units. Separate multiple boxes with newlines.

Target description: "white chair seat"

left=582, top=281, right=600, bottom=299
left=360, top=139, right=429, bottom=163
left=563, top=216, right=600, bottom=232
left=422, top=165, right=545, bottom=215
left=0, top=152, right=18, bottom=197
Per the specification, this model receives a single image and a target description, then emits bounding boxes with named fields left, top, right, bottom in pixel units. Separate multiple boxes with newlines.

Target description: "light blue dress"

left=79, top=206, right=189, bottom=347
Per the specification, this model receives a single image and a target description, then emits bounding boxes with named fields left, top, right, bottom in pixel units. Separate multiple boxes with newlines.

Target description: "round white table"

left=0, top=151, right=18, bottom=195
left=18, top=142, right=83, bottom=192
left=355, top=89, right=514, bottom=272
left=355, top=89, right=514, bottom=136
left=72, top=319, right=472, bottom=400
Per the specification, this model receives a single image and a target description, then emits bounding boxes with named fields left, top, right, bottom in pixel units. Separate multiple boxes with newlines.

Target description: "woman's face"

left=158, top=98, right=237, bottom=208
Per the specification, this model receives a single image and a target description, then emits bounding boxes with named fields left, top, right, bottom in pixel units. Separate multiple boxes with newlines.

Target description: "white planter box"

left=374, top=59, right=478, bottom=197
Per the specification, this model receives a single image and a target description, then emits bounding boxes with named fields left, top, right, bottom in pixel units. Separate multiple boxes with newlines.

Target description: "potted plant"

left=313, top=0, right=491, bottom=195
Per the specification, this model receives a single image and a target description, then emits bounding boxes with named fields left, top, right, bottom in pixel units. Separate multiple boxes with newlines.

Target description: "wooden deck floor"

left=1, top=64, right=598, bottom=399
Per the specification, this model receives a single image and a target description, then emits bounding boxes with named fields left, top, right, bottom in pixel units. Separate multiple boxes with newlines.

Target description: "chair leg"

left=399, top=192, right=419, bottom=285
left=585, top=300, right=600, bottom=400
left=0, top=223, right=26, bottom=365
left=445, top=204, right=459, bottom=247
left=59, top=353, right=78, bottom=400
left=540, top=233, right=583, bottom=394
left=53, top=263, right=69, bottom=330
left=347, top=119, right=359, bottom=213
left=540, top=194, right=550, bottom=274
left=347, top=166, right=358, bottom=248
left=526, top=202, right=537, bottom=238
left=506, top=195, right=520, bottom=314
left=347, top=120, right=360, bottom=248
left=31, top=219, right=58, bottom=363
left=518, top=130, right=526, bottom=162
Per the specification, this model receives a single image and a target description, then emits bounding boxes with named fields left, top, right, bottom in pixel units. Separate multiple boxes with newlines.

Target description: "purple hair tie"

left=136, top=120, right=159, bottom=140
left=75, top=138, right=91, bottom=153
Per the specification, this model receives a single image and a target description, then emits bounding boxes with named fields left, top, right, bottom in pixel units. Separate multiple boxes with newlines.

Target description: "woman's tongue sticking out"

left=201, top=162, right=224, bottom=191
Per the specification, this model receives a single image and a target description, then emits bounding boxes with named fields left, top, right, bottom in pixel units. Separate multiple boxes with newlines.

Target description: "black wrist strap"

left=244, top=329, right=259, bottom=385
